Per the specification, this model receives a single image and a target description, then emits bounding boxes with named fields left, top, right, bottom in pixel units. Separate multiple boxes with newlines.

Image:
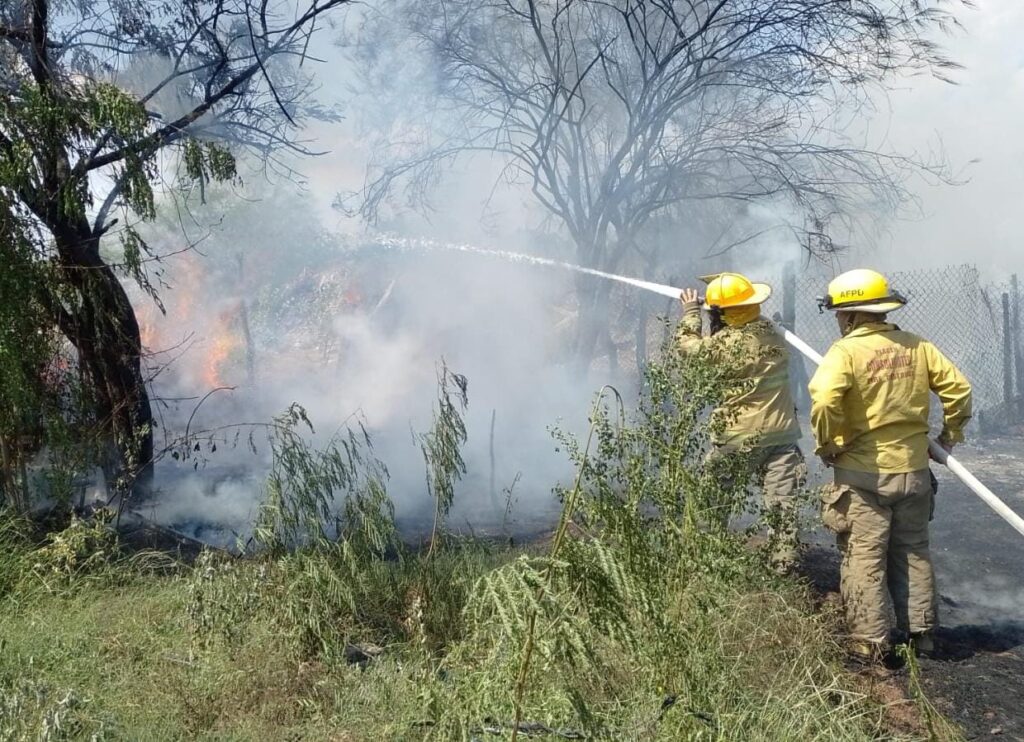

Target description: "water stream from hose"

left=368, top=235, right=684, bottom=299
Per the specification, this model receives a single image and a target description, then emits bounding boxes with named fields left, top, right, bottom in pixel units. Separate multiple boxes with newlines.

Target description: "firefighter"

left=808, top=268, right=972, bottom=661
left=678, top=273, right=806, bottom=569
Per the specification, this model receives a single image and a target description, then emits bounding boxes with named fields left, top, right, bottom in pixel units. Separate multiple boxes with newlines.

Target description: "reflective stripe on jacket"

left=808, top=322, right=972, bottom=474
left=676, top=306, right=801, bottom=449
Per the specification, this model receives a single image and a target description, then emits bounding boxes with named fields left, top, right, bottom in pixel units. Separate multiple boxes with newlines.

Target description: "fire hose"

left=392, top=236, right=1024, bottom=540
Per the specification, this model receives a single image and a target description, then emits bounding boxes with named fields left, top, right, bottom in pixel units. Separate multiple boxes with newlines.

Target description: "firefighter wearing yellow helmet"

left=678, top=272, right=806, bottom=570
left=808, top=268, right=972, bottom=661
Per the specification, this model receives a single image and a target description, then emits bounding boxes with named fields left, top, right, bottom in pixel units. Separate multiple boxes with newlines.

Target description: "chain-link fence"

left=760, top=264, right=1024, bottom=435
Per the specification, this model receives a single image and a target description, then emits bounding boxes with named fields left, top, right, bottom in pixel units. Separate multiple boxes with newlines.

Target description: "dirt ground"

left=803, top=434, right=1024, bottom=742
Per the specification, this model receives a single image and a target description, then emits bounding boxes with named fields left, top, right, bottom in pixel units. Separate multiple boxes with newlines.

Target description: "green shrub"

left=413, top=342, right=886, bottom=739
left=31, top=510, right=118, bottom=584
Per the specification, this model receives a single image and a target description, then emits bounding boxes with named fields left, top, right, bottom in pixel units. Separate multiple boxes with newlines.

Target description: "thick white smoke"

left=131, top=188, right=597, bottom=543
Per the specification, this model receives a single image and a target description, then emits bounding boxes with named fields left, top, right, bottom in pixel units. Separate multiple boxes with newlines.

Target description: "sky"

left=860, top=0, right=1024, bottom=279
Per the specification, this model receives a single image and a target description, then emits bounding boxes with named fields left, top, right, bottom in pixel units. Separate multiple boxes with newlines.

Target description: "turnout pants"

left=821, top=468, right=937, bottom=644
left=712, top=443, right=806, bottom=564
left=756, top=444, right=806, bottom=565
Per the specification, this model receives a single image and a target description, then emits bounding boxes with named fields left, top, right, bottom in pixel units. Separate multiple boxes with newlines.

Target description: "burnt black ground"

left=804, top=435, right=1024, bottom=741
left=922, top=436, right=1024, bottom=741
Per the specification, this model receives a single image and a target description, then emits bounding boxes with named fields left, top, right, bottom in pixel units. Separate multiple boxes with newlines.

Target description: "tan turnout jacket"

left=808, top=322, right=972, bottom=473
left=677, top=306, right=801, bottom=449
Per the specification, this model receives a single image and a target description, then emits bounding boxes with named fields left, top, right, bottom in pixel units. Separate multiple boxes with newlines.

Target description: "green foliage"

left=415, top=342, right=855, bottom=739
left=419, top=362, right=469, bottom=551
left=252, top=403, right=395, bottom=554
left=0, top=353, right=943, bottom=740
left=187, top=550, right=268, bottom=653
left=0, top=507, right=177, bottom=605
left=185, top=535, right=503, bottom=669
left=0, top=80, right=149, bottom=221
left=183, top=140, right=238, bottom=184
left=0, top=207, right=67, bottom=513
left=225, top=403, right=406, bottom=660
left=86, top=82, right=149, bottom=138
left=31, top=510, right=119, bottom=586
left=0, top=64, right=240, bottom=498
left=214, top=392, right=486, bottom=662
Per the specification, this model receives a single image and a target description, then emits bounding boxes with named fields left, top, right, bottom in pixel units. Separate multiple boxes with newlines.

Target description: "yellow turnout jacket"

left=808, top=322, right=972, bottom=474
left=677, top=306, right=801, bottom=449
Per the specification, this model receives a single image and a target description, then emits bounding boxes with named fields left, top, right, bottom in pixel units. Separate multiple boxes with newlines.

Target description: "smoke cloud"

left=131, top=186, right=593, bottom=543
left=127, top=0, right=1024, bottom=580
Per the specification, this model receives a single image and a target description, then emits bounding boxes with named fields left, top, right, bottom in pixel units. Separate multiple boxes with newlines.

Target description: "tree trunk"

left=52, top=227, right=154, bottom=504
left=572, top=278, right=614, bottom=374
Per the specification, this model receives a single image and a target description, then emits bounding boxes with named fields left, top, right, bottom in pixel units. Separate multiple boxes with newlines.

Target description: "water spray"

left=371, top=235, right=1024, bottom=538
left=369, top=236, right=687, bottom=299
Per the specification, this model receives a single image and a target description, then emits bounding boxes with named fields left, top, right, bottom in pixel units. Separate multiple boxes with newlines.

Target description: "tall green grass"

left=0, top=345, right=939, bottom=740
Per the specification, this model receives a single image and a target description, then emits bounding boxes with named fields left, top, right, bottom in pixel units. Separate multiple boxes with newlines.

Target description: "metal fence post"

left=1003, top=291, right=1013, bottom=409
left=1013, top=274, right=1023, bottom=419
left=780, top=262, right=811, bottom=412
left=782, top=261, right=796, bottom=330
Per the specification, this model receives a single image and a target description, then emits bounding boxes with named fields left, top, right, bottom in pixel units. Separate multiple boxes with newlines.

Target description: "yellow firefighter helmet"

left=703, top=272, right=772, bottom=309
left=818, top=269, right=906, bottom=314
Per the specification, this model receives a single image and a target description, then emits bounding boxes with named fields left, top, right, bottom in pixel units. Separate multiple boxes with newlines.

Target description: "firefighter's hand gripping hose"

left=779, top=327, right=1024, bottom=539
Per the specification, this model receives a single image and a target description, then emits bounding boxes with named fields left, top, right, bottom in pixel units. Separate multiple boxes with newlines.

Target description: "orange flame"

left=202, top=307, right=242, bottom=388
left=139, top=318, right=157, bottom=351
left=131, top=253, right=248, bottom=389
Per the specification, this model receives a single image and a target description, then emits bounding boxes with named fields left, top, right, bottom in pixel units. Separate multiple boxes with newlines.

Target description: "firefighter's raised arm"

left=676, top=287, right=705, bottom=352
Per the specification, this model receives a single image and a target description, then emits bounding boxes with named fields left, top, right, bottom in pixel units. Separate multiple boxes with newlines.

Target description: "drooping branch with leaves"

left=419, top=361, right=469, bottom=556
left=0, top=0, right=351, bottom=505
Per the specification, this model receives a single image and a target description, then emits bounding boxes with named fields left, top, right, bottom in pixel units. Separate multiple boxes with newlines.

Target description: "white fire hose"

left=780, top=327, right=1024, bottom=539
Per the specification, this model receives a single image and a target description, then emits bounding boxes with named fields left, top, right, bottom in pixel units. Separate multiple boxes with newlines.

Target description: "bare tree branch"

left=352, top=0, right=966, bottom=361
